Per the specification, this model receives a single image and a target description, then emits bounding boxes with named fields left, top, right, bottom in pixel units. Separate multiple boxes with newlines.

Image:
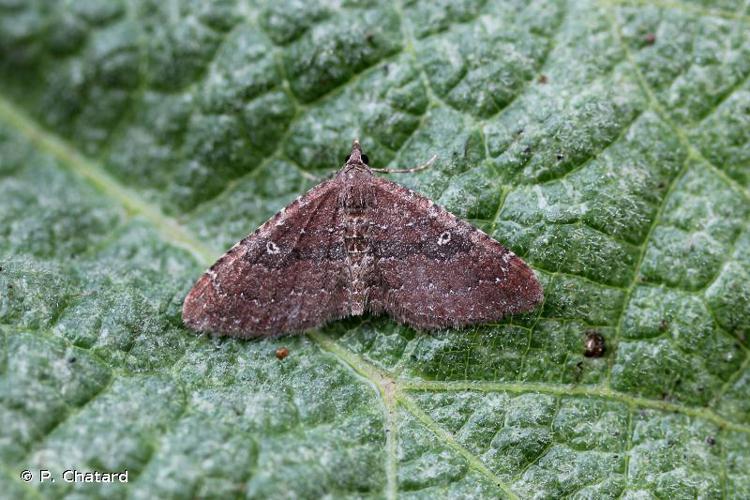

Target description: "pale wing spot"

left=266, top=241, right=280, bottom=254
left=438, top=231, right=451, bottom=246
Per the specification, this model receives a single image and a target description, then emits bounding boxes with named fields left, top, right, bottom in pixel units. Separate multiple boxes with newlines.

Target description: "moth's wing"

left=182, top=179, right=350, bottom=337
left=367, top=177, right=543, bottom=330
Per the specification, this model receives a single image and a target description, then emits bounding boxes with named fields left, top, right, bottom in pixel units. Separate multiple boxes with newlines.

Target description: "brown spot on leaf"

left=584, top=331, right=606, bottom=358
left=275, top=347, right=289, bottom=360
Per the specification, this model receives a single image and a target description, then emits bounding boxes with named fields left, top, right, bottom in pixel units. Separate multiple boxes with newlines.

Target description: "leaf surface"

left=1, top=0, right=749, bottom=498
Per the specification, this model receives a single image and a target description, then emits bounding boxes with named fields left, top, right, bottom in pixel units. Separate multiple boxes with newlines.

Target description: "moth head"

left=344, top=139, right=369, bottom=166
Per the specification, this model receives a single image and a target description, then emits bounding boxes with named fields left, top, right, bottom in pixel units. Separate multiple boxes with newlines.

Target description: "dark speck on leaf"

left=523, top=146, right=532, bottom=155
left=574, top=360, right=584, bottom=380
left=537, top=74, right=548, bottom=84
left=706, top=436, right=716, bottom=446
left=644, top=33, right=656, bottom=45
left=584, top=331, right=605, bottom=357
left=556, top=153, right=565, bottom=161
left=659, top=319, right=669, bottom=332
left=275, top=347, right=289, bottom=360
left=68, top=357, right=77, bottom=363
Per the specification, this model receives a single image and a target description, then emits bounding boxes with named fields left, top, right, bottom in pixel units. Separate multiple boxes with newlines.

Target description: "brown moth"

left=183, top=140, right=543, bottom=337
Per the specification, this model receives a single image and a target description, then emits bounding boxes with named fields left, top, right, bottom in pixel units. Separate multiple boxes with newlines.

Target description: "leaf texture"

left=1, top=0, right=749, bottom=498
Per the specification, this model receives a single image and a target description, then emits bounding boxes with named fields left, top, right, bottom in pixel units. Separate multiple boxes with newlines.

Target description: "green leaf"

left=1, top=0, right=749, bottom=498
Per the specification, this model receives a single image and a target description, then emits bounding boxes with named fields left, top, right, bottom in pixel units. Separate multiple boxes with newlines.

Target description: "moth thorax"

left=339, top=183, right=375, bottom=211
left=345, top=237, right=369, bottom=254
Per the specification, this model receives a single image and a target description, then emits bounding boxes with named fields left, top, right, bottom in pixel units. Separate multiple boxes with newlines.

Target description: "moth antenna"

left=371, top=155, right=437, bottom=174
left=299, top=169, right=323, bottom=182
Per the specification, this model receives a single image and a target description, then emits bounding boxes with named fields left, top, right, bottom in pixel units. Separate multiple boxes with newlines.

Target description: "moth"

left=183, top=140, right=543, bottom=336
